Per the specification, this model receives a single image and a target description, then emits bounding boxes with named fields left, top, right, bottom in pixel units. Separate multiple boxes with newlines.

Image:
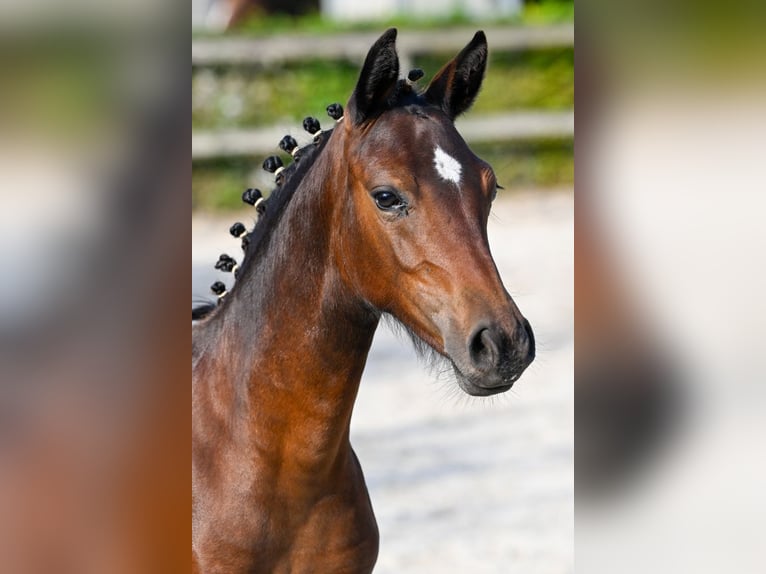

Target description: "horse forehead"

left=359, top=110, right=479, bottom=184
left=432, top=145, right=462, bottom=185
left=364, top=108, right=458, bottom=149
left=408, top=115, right=473, bottom=181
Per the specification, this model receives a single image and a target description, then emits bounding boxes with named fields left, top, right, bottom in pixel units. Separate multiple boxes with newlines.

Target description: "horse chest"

left=193, top=450, right=378, bottom=573
left=193, top=497, right=378, bottom=573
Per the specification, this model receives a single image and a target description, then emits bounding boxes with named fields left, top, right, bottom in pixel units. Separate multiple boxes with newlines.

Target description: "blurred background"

left=0, top=2, right=189, bottom=572
left=191, top=0, right=573, bottom=210
left=191, top=1, right=574, bottom=573
left=576, top=1, right=766, bottom=573
left=6, top=0, right=765, bottom=572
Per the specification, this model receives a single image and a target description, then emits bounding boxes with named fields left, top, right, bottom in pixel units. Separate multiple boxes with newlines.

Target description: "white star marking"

left=433, top=146, right=462, bottom=185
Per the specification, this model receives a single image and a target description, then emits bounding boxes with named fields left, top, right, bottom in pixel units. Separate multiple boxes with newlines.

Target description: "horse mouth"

left=381, top=314, right=528, bottom=396
left=451, top=364, right=520, bottom=397
left=441, top=317, right=534, bottom=397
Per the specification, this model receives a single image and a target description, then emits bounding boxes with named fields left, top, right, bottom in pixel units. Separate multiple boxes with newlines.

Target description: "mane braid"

left=192, top=129, right=334, bottom=321
left=239, top=130, right=333, bottom=275
left=192, top=88, right=431, bottom=322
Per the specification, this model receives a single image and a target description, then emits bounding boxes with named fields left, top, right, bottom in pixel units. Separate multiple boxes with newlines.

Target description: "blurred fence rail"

left=192, top=25, right=573, bottom=160
left=192, top=24, right=574, bottom=67
left=192, top=110, right=573, bottom=160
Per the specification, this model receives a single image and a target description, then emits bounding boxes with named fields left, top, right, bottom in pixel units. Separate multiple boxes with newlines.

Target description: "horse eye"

left=372, top=189, right=404, bottom=211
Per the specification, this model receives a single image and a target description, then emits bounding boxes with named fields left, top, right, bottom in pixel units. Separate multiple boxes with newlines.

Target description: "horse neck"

left=197, top=138, right=379, bottom=479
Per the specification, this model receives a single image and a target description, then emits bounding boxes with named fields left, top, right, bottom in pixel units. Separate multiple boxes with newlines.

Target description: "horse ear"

left=348, top=28, right=400, bottom=125
left=424, top=31, right=488, bottom=120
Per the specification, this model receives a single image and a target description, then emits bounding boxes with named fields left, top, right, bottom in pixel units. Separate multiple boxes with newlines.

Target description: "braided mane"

left=192, top=121, right=333, bottom=321
left=193, top=77, right=427, bottom=322
left=239, top=131, right=333, bottom=273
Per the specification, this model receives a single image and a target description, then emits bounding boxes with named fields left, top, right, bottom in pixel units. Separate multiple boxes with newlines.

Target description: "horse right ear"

left=424, top=31, right=488, bottom=120
left=348, top=28, right=400, bottom=125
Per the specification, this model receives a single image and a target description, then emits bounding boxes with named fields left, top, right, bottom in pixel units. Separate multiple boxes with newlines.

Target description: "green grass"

left=416, top=47, right=574, bottom=113
left=474, top=138, right=573, bottom=189
left=192, top=159, right=257, bottom=211
left=192, top=47, right=573, bottom=130
left=192, top=3, right=574, bottom=210
left=192, top=60, right=360, bottom=130
left=192, top=138, right=573, bottom=212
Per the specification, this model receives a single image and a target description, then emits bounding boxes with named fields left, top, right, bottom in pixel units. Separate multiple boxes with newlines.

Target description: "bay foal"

left=192, top=29, right=535, bottom=573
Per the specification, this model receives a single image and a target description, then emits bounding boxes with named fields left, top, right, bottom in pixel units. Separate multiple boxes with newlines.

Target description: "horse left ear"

left=348, top=28, right=400, bottom=125
left=424, top=31, right=488, bottom=120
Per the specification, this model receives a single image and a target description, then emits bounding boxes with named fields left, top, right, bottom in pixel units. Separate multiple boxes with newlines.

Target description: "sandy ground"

left=192, top=189, right=573, bottom=573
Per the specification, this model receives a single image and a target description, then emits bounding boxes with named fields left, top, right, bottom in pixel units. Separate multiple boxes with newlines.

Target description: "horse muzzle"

left=449, top=317, right=535, bottom=396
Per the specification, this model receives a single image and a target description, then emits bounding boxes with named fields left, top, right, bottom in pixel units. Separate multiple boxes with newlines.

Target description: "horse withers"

left=192, top=28, right=534, bottom=573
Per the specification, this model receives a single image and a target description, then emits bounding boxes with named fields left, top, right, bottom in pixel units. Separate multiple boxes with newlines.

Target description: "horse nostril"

left=469, top=327, right=500, bottom=371
left=522, top=318, right=536, bottom=361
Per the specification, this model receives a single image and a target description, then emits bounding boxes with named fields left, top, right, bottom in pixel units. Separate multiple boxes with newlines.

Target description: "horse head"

left=328, top=29, right=535, bottom=396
